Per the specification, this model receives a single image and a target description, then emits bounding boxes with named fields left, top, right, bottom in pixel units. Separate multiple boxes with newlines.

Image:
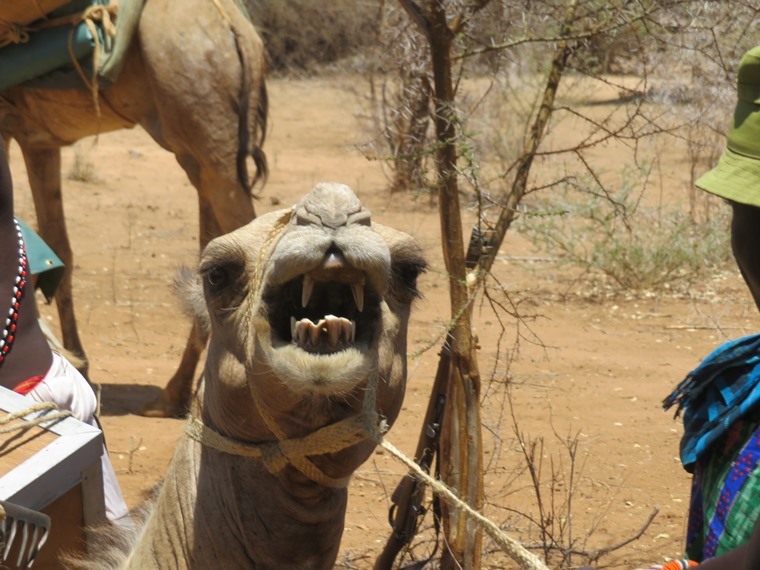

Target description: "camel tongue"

left=290, top=315, right=355, bottom=349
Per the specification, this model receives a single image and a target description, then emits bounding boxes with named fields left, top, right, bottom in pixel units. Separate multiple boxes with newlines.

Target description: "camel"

left=0, top=0, right=268, bottom=417
left=88, top=182, right=425, bottom=568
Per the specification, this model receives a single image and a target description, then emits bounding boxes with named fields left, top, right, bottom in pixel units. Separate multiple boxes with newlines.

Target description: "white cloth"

left=24, top=352, right=130, bottom=524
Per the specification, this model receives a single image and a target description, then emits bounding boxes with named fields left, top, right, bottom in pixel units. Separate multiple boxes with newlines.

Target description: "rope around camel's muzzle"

left=185, top=401, right=381, bottom=488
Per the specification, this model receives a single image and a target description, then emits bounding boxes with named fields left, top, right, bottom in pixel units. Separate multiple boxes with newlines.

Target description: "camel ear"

left=173, top=266, right=210, bottom=333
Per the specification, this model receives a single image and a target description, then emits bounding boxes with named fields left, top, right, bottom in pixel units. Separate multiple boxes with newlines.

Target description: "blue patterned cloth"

left=663, top=333, right=760, bottom=472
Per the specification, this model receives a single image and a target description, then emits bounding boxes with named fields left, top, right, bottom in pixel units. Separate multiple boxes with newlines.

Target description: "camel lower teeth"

left=290, top=315, right=355, bottom=348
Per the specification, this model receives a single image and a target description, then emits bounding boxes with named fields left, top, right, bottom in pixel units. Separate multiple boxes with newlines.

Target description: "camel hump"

left=296, top=182, right=371, bottom=229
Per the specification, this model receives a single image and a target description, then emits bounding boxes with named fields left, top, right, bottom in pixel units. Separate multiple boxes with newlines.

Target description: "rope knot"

left=80, top=3, right=118, bottom=43
left=258, top=442, right=289, bottom=474
left=68, top=0, right=120, bottom=119
left=0, top=21, right=30, bottom=48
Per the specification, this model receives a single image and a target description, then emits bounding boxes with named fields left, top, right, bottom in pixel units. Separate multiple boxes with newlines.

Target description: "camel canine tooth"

left=290, top=316, right=297, bottom=341
left=351, top=280, right=365, bottom=312
left=301, top=274, right=315, bottom=308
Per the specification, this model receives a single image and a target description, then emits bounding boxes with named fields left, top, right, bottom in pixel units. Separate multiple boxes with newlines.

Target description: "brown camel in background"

left=0, top=0, right=268, bottom=418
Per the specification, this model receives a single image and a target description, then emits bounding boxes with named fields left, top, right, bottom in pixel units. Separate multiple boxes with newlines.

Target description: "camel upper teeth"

left=302, top=272, right=364, bottom=312
left=351, top=279, right=365, bottom=312
left=302, top=274, right=315, bottom=308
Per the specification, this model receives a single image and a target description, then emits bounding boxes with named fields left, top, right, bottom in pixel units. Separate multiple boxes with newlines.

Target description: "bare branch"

left=456, top=0, right=666, bottom=60
left=397, top=0, right=431, bottom=40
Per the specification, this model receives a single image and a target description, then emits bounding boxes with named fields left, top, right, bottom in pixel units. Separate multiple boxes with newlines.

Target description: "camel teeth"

left=302, top=274, right=314, bottom=308
left=297, top=318, right=311, bottom=346
left=292, top=316, right=356, bottom=350
left=325, top=315, right=341, bottom=348
left=310, top=318, right=325, bottom=345
left=351, top=282, right=364, bottom=312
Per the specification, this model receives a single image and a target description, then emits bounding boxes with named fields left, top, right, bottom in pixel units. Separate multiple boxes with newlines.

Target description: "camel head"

left=180, top=182, right=426, bottom=481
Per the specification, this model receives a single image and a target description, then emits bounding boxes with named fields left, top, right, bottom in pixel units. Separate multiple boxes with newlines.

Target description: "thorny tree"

left=370, top=1, right=759, bottom=569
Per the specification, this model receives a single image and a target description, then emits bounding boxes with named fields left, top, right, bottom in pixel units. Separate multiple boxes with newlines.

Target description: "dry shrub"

left=67, top=144, right=99, bottom=183
left=245, top=0, right=381, bottom=74
left=516, top=173, right=733, bottom=293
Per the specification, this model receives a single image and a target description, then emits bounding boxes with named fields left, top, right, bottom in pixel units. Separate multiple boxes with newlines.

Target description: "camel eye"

left=204, top=266, right=229, bottom=291
left=398, top=260, right=425, bottom=288
left=393, top=258, right=426, bottom=302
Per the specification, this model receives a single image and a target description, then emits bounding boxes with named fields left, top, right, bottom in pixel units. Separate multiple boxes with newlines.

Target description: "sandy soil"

left=7, top=76, right=758, bottom=569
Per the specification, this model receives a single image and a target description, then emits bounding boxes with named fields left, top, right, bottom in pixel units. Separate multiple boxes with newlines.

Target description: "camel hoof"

left=139, top=392, right=189, bottom=418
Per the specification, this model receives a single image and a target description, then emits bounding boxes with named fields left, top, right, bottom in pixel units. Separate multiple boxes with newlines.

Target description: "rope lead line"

left=0, top=401, right=72, bottom=435
left=372, top=435, right=549, bottom=570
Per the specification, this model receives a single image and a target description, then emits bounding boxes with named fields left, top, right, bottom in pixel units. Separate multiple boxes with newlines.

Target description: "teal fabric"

left=0, top=0, right=144, bottom=91
left=15, top=218, right=64, bottom=302
left=664, top=333, right=760, bottom=471
left=0, top=22, right=97, bottom=91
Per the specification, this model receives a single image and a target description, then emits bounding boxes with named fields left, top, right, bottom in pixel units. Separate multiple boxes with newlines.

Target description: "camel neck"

left=129, top=434, right=347, bottom=569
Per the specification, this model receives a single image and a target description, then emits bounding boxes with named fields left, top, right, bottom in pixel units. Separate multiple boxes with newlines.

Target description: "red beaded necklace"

left=0, top=219, right=28, bottom=367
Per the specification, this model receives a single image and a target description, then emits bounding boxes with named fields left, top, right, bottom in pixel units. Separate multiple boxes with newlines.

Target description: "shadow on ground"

left=98, top=383, right=164, bottom=416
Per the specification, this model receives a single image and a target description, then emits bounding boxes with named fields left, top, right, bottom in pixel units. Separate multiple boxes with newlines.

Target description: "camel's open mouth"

left=263, top=251, right=380, bottom=355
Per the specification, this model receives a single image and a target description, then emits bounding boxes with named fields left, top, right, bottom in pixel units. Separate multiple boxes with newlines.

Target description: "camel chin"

left=265, top=343, right=375, bottom=396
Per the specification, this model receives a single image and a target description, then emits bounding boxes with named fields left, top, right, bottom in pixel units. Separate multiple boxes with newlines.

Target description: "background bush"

left=245, top=0, right=381, bottom=74
left=516, top=172, right=733, bottom=292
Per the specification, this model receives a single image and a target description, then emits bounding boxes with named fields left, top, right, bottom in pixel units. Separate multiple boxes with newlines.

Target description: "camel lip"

left=262, top=271, right=380, bottom=353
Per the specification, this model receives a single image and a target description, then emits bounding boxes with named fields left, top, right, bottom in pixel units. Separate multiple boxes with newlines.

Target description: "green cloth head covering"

left=15, top=217, right=64, bottom=302
left=696, top=46, right=760, bottom=207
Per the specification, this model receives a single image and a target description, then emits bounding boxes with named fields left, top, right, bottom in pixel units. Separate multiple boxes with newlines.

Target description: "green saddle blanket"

left=0, top=0, right=145, bottom=91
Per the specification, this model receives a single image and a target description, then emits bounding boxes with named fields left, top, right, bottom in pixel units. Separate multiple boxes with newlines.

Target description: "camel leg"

left=134, top=0, right=264, bottom=416
left=21, top=145, right=89, bottom=376
left=139, top=159, right=255, bottom=417
left=140, top=320, right=207, bottom=418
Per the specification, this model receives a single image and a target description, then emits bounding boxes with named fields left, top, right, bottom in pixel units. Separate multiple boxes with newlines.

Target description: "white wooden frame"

left=0, top=386, right=105, bottom=525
